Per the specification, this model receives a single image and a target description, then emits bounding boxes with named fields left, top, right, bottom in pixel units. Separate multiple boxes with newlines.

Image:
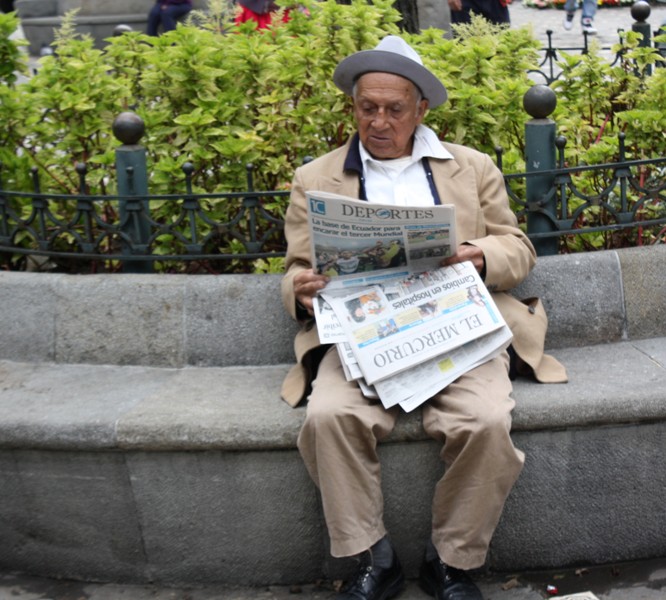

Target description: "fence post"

left=656, top=16, right=666, bottom=68
left=523, top=85, right=558, bottom=257
left=113, top=112, right=152, bottom=274
left=631, top=0, right=652, bottom=75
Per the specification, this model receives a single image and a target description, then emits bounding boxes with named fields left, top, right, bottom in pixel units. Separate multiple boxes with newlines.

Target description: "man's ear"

left=417, top=98, right=429, bottom=121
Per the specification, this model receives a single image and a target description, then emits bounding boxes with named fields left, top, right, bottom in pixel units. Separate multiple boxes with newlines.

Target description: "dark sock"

left=370, top=536, right=394, bottom=569
left=425, top=539, right=440, bottom=562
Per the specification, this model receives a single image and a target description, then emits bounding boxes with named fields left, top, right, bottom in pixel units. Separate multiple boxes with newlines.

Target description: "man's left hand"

left=440, top=244, right=485, bottom=274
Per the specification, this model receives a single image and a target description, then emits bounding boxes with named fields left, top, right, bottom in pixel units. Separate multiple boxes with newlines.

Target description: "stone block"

left=0, top=449, right=147, bottom=581
left=184, top=274, right=299, bottom=367
left=54, top=274, right=186, bottom=367
left=0, top=272, right=58, bottom=362
left=617, top=244, right=666, bottom=341
left=513, top=250, right=625, bottom=349
left=491, top=422, right=666, bottom=569
left=126, top=449, right=323, bottom=585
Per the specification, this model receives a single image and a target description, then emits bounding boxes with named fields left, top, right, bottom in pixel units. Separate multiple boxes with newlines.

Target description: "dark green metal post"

left=113, top=112, right=152, bottom=273
left=523, top=85, right=558, bottom=257
left=631, top=0, right=652, bottom=76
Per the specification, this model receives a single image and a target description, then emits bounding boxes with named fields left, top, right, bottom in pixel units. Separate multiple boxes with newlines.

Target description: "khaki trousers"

left=297, top=346, right=525, bottom=571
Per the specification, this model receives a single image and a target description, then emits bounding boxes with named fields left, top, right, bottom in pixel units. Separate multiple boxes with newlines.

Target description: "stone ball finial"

left=112, top=112, right=145, bottom=146
left=523, top=84, right=557, bottom=119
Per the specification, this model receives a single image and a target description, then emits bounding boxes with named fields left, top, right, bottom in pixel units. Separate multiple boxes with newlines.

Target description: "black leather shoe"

left=419, top=556, right=483, bottom=600
left=337, top=552, right=405, bottom=600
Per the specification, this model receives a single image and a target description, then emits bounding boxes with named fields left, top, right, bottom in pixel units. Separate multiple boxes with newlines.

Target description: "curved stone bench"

left=0, top=245, right=665, bottom=586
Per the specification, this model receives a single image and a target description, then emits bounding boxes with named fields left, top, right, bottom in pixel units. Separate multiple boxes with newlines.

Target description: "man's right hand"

left=293, top=269, right=329, bottom=315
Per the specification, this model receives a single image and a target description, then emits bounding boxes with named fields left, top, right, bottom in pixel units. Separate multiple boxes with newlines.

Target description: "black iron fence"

left=500, top=136, right=666, bottom=254
left=0, top=162, right=290, bottom=273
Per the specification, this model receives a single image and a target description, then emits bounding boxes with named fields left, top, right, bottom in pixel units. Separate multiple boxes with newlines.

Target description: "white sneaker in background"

left=563, top=13, right=574, bottom=30
left=582, top=18, right=597, bottom=34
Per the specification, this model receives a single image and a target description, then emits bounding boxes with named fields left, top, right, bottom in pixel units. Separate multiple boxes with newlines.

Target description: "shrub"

left=1, top=2, right=542, bottom=197
left=1, top=1, right=664, bottom=269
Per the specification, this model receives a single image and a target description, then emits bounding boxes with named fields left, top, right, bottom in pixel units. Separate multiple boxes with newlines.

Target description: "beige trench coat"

left=280, top=137, right=567, bottom=407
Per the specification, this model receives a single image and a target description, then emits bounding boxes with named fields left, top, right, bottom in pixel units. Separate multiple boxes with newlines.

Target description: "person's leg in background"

left=562, top=0, right=577, bottom=31
left=160, top=3, right=193, bottom=33
left=580, top=0, right=597, bottom=34
left=146, top=3, right=162, bottom=36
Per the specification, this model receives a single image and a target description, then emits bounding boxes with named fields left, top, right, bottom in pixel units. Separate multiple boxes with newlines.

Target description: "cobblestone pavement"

left=510, top=0, right=666, bottom=47
left=510, top=0, right=666, bottom=76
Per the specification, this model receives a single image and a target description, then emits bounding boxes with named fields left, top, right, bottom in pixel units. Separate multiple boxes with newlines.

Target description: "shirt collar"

left=357, top=124, right=453, bottom=169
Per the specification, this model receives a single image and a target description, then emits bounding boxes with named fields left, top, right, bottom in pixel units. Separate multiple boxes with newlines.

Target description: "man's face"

left=353, top=72, right=428, bottom=160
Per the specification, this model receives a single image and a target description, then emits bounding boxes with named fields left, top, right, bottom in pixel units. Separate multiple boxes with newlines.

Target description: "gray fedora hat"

left=333, top=35, right=448, bottom=108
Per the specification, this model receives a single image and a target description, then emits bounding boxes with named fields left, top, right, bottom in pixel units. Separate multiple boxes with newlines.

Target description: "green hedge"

left=0, top=2, right=664, bottom=265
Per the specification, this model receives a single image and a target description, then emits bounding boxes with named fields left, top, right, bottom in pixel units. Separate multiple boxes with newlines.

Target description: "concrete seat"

left=0, top=245, right=665, bottom=586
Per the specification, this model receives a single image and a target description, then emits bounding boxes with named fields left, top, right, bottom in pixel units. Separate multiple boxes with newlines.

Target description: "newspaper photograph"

left=306, top=190, right=457, bottom=291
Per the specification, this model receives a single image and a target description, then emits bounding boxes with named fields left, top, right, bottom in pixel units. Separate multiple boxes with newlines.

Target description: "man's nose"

left=371, top=109, right=389, bottom=128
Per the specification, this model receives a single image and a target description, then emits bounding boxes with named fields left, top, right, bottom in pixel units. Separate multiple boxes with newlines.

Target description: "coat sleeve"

left=281, top=166, right=314, bottom=322
left=464, top=152, right=536, bottom=291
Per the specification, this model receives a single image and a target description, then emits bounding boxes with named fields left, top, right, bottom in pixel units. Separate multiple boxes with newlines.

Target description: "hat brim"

left=333, top=49, right=448, bottom=108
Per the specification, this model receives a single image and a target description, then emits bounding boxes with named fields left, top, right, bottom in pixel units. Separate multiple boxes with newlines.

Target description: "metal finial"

left=112, top=112, right=145, bottom=146
left=114, top=24, right=133, bottom=36
left=523, top=85, right=557, bottom=119
left=631, top=1, right=650, bottom=23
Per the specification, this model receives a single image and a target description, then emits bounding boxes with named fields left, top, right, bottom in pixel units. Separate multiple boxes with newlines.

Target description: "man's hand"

left=293, top=269, right=329, bottom=315
left=448, top=0, right=463, bottom=11
left=441, top=244, right=485, bottom=275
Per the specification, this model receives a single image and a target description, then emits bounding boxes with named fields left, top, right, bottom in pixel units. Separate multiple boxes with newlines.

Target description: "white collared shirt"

left=359, top=125, right=453, bottom=206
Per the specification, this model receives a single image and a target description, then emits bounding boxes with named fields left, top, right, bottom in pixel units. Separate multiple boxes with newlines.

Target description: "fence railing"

left=0, top=162, right=290, bottom=274
left=501, top=141, right=666, bottom=254
left=1, top=89, right=665, bottom=273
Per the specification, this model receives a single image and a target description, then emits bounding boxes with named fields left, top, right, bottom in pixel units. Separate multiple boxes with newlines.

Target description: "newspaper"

left=325, top=281, right=512, bottom=411
left=306, top=190, right=511, bottom=411
left=374, top=326, right=512, bottom=411
left=306, top=190, right=457, bottom=291
left=322, top=261, right=506, bottom=385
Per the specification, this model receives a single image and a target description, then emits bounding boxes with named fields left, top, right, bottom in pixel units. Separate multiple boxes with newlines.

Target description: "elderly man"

left=281, top=36, right=566, bottom=600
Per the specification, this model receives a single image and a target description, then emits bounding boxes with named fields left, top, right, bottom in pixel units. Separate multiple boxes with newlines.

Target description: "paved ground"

left=9, top=1, right=666, bottom=62
left=510, top=0, right=666, bottom=48
left=1, top=556, right=666, bottom=599
left=4, top=3, right=666, bottom=600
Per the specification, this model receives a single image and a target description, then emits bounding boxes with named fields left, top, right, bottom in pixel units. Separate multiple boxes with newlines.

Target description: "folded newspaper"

left=307, top=190, right=512, bottom=412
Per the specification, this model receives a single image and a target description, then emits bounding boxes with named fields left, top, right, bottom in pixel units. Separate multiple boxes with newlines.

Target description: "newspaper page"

left=375, top=326, right=513, bottom=412
left=306, top=190, right=457, bottom=292
left=308, top=190, right=455, bottom=343
left=322, top=261, right=506, bottom=385
left=334, top=324, right=511, bottom=412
